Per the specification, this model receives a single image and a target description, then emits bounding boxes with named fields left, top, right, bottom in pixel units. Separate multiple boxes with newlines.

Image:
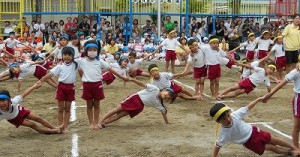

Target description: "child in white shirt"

left=269, top=35, right=286, bottom=80
left=256, top=31, right=273, bottom=59
left=210, top=97, right=300, bottom=157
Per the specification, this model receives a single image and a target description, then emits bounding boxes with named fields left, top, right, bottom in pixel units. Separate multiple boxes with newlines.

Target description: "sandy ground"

left=0, top=61, right=296, bottom=157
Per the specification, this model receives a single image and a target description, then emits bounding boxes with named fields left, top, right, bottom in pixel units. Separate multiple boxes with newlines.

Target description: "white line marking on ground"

left=262, top=123, right=292, bottom=139
left=70, top=101, right=77, bottom=122
left=173, top=79, right=212, bottom=98
left=249, top=122, right=273, bottom=125
left=210, top=100, right=235, bottom=103
left=49, top=105, right=86, bottom=110
left=71, top=133, right=79, bottom=157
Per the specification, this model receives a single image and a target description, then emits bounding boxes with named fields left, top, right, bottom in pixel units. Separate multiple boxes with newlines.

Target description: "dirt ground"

left=0, top=61, right=296, bottom=157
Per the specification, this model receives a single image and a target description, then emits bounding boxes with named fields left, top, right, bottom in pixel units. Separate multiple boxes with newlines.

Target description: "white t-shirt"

left=50, top=62, right=78, bottom=84
left=187, top=49, right=205, bottom=68
left=137, top=84, right=166, bottom=111
left=216, top=107, right=252, bottom=147
left=151, top=72, right=173, bottom=89
left=18, top=63, right=37, bottom=80
left=285, top=69, right=300, bottom=93
left=52, top=47, right=62, bottom=60
left=128, top=59, right=143, bottom=71
left=76, top=58, right=110, bottom=82
left=271, top=44, right=285, bottom=57
left=110, top=62, right=128, bottom=77
left=201, top=45, right=227, bottom=65
left=160, top=38, right=180, bottom=51
left=256, top=38, right=273, bottom=51
left=67, top=42, right=81, bottom=59
left=248, top=66, right=271, bottom=87
left=0, top=96, right=23, bottom=121
left=242, top=41, right=256, bottom=51
left=34, top=23, right=45, bottom=37
left=3, top=38, right=20, bottom=48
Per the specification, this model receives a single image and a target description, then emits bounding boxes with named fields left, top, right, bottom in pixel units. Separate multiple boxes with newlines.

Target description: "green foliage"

left=181, top=0, right=212, bottom=14
left=115, top=0, right=129, bottom=12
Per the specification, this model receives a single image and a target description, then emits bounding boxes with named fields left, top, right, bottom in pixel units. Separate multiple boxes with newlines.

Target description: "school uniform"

left=3, top=38, right=20, bottom=55
left=285, top=69, right=300, bottom=117
left=67, top=43, right=81, bottom=59
left=187, top=49, right=207, bottom=78
left=128, top=59, right=143, bottom=77
left=76, top=58, right=110, bottom=100
left=216, top=107, right=271, bottom=155
left=256, top=38, right=273, bottom=59
left=242, top=41, right=256, bottom=60
left=271, top=44, right=286, bottom=70
left=102, top=62, right=128, bottom=85
left=17, top=63, right=47, bottom=80
left=160, top=38, right=180, bottom=61
left=0, top=96, right=31, bottom=128
left=121, top=84, right=166, bottom=118
left=52, top=47, right=63, bottom=62
left=50, top=62, right=78, bottom=101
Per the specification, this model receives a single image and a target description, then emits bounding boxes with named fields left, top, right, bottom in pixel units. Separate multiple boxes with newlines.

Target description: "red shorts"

left=43, top=60, right=53, bottom=70
left=56, top=83, right=75, bottom=101
left=275, top=56, right=286, bottom=70
left=243, top=126, right=271, bottom=155
left=129, top=69, right=143, bottom=77
left=226, top=59, right=235, bottom=69
left=8, top=105, right=31, bottom=128
left=102, top=71, right=116, bottom=85
left=81, top=53, right=85, bottom=58
left=207, top=64, right=221, bottom=80
left=82, top=81, right=105, bottom=100
left=193, top=66, right=207, bottom=78
left=257, top=50, right=268, bottom=59
left=170, top=82, right=182, bottom=98
left=5, top=46, right=15, bottom=55
left=292, top=94, right=300, bottom=117
left=246, top=51, right=255, bottom=61
left=165, top=50, right=177, bottom=61
left=121, top=94, right=144, bottom=118
left=34, top=65, right=47, bottom=79
left=238, top=78, right=256, bottom=94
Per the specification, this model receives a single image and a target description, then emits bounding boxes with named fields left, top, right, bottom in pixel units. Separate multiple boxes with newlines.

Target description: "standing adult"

left=282, top=14, right=300, bottom=73
left=33, top=17, right=45, bottom=37
left=164, top=16, right=175, bottom=32
left=78, top=16, right=91, bottom=37
left=64, top=17, right=77, bottom=36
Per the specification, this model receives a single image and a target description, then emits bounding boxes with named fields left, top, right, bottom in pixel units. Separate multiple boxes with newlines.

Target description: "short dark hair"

left=210, top=103, right=229, bottom=122
left=0, top=90, right=11, bottom=99
left=129, top=52, right=137, bottom=58
left=148, top=64, right=158, bottom=73
left=292, top=14, right=300, bottom=19
left=187, top=39, right=197, bottom=46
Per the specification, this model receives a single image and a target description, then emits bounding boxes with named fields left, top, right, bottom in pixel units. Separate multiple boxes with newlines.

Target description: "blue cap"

left=151, top=47, right=156, bottom=51
left=84, top=43, right=98, bottom=50
left=123, top=46, right=128, bottom=53
left=146, top=47, right=151, bottom=51
left=9, top=31, right=15, bottom=36
left=60, top=34, right=69, bottom=40
left=32, top=54, right=39, bottom=61
left=135, top=37, right=140, bottom=40
left=9, top=62, right=18, bottom=68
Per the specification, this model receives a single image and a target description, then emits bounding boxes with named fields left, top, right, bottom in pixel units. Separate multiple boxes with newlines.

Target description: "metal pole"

left=179, top=0, right=182, bottom=33
left=157, top=0, right=161, bottom=38
left=185, top=0, right=189, bottom=37
left=97, top=13, right=101, bottom=41
left=212, top=15, right=216, bottom=35
left=129, top=0, right=133, bottom=45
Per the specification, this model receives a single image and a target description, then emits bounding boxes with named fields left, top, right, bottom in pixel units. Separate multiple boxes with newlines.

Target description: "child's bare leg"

left=21, top=119, right=61, bottom=134
left=103, top=111, right=129, bottom=125
left=181, top=88, right=193, bottom=97
left=218, top=84, right=240, bottom=97
left=171, top=60, right=175, bottom=74
left=57, top=101, right=64, bottom=126
left=214, top=78, right=220, bottom=98
left=265, top=136, right=300, bottom=156
left=221, top=89, right=245, bottom=99
left=195, top=78, right=201, bottom=95
left=99, top=106, right=123, bottom=127
left=178, top=93, right=201, bottom=100
left=177, top=54, right=182, bottom=65
left=292, top=117, right=300, bottom=148
left=86, top=100, right=94, bottom=129
left=26, top=113, right=56, bottom=129
left=209, top=79, right=215, bottom=97
left=165, top=61, right=170, bottom=72
left=199, top=77, right=205, bottom=96
left=269, top=135, right=298, bottom=150
left=277, top=69, right=283, bottom=81
left=140, top=72, right=151, bottom=77
left=63, top=101, right=71, bottom=132
left=93, top=100, right=100, bottom=129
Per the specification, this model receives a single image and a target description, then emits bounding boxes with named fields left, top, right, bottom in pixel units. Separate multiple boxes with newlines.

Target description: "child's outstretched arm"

left=109, top=68, right=129, bottom=82
left=228, top=44, right=243, bottom=53
left=212, top=146, right=221, bottom=157
left=161, top=110, right=170, bottom=124
left=246, top=97, right=263, bottom=111
left=143, top=49, right=158, bottom=60
left=20, top=82, right=40, bottom=99
left=128, top=78, right=146, bottom=88
left=263, top=79, right=288, bottom=103
left=258, top=52, right=272, bottom=65
left=235, top=62, right=254, bottom=69
left=30, top=59, right=46, bottom=66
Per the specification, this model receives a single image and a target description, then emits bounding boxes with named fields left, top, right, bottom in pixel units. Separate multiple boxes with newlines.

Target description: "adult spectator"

left=242, top=19, right=251, bottom=41
left=48, top=21, right=58, bottom=34
left=58, top=20, right=65, bottom=34
left=260, top=17, right=271, bottom=32
left=216, top=20, right=226, bottom=40
left=33, top=17, right=45, bottom=37
left=104, top=38, right=118, bottom=55
left=64, top=17, right=77, bottom=36
left=121, top=17, right=131, bottom=43
left=164, top=16, right=175, bottom=32
left=189, top=17, right=197, bottom=33
left=78, top=16, right=90, bottom=37
left=224, top=18, right=231, bottom=30
left=142, top=19, right=152, bottom=33
left=253, top=22, right=261, bottom=37
left=3, top=21, right=14, bottom=39
left=282, top=14, right=300, bottom=73
left=132, top=19, right=140, bottom=35
left=278, top=19, right=287, bottom=33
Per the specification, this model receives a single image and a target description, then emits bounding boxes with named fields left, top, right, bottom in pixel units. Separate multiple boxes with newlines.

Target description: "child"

left=0, top=62, right=57, bottom=92
left=75, top=40, right=128, bottom=129
left=133, top=37, right=144, bottom=58
left=268, top=35, right=286, bottom=80
left=231, top=33, right=257, bottom=61
left=256, top=31, right=273, bottom=59
left=148, top=64, right=201, bottom=101
left=99, top=78, right=174, bottom=128
left=175, top=37, right=189, bottom=66
left=3, top=32, right=20, bottom=55
left=127, top=52, right=154, bottom=78
left=67, top=34, right=81, bottom=59
left=0, top=86, right=63, bottom=134
left=218, top=57, right=276, bottom=99
left=35, top=47, right=78, bottom=133
left=154, top=29, right=187, bottom=74
left=183, top=39, right=206, bottom=96
left=263, top=60, right=300, bottom=148
left=239, top=58, right=252, bottom=80
left=210, top=97, right=300, bottom=157
left=200, top=36, right=231, bottom=98
left=47, top=34, right=69, bottom=63
left=102, top=57, right=129, bottom=85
